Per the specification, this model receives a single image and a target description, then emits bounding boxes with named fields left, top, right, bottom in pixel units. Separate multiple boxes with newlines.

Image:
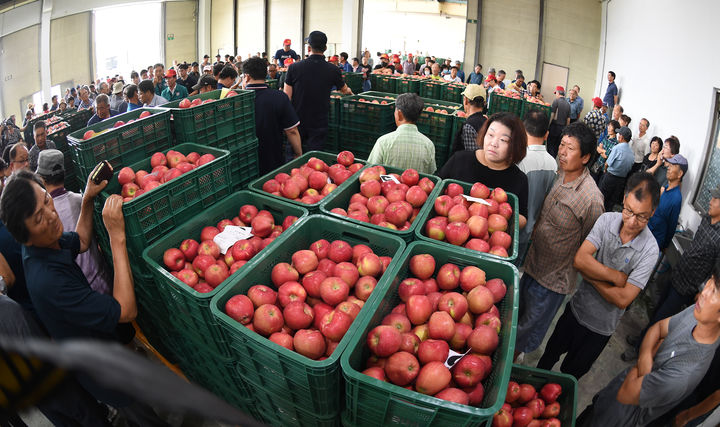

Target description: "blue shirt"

left=126, top=102, right=143, bottom=112
left=457, top=70, right=466, bottom=82
left=603, top=81, right=618, bottom=107
left=605, top=142, right=634, bottom=177
left=648, top=186, right=682, bottom=251
left=568, top=97, right=583, bottom=120
left=340, top=62, right=352, bottom=72
left=87, top=109, right=120, bottom=126
left=467, top=72, right=484, bottom=84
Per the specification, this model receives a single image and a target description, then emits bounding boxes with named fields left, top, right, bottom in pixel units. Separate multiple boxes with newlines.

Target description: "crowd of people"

left=0, top=29, right=719, bottom=427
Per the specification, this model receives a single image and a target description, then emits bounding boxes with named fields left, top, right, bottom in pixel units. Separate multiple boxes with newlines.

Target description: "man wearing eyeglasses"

left=7, top=142, right=29, bottom=174
left=538, top=172, right=660, bottom=380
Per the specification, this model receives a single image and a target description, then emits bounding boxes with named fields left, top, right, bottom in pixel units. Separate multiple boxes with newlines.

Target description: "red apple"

left=163, top=248, right=185, bottom=271
left=293, top=329, right=326, bottom=359
left=269, top=332, right=294, bottom=350
left=277, top=281, right=307, bottom=307
left=460, top=266, right=486, bottom=292
left=467, top=326, right=499, bottom=355
left=225, top=294, right=254, bottom=324
left=328, top=240, right=353, bottom=263
left=436, top=263, right=461, bottom=290
left=319, top=276, right=350, bottom=306
left=438, top=292, right=469, bottom=321
left=453, top=354, right=487, bottom=388
left=540, top=383, right=562, bottom=404
left=253, top=304, right=284, bottom=336
left=366, top=325, right=402, bottom=357
left=336, top=151, right=355, bottom=166
left=428, top=311, right=456, bottom=341
left=409, top=254, right=436, bottom=280
left=320, top=309, right=353, bottom=341
left=247, top=284, right=277, bottom=308
left=434, top=388, right=469, bottom=405
left=270, top=262, right=299, bottom=287
left=467, top=285, right=495, bottom=314
left=117, top=167, right=135, bottom=186
left=415, top=361, right=451, bottom=395
left=417, top=339, right=449, bottom=364
left=354, top=276, right=377, bottom=301
left=200, top=226, right=220, bottom=241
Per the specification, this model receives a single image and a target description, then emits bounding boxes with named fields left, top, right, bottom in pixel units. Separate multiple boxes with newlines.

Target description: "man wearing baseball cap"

left=284, top=30, right=352, bottom=152
left=402, top=54, right=415, bottom=75
left=191, top=75, right=218, bottom=95
left=374, top=53, right=392, bottom=71
left=452, top=84, right=487, bottom=153
left=583, top=97, right=606, bottom=141
left=548, top=86, right=571, bottom=157
left=160, top=68, right=189, bottom=102
left=647, top=154, right=687, bottom=251
left=110, top=81, right=126, bottom=112
left=274, top=38, right=299, bottom=67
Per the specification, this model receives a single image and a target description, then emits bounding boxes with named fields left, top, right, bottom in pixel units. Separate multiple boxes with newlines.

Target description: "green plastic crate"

left=266, top=79, right=279, bottom=90
left=419, top=79, right=446, bottom=100
left=326, top=125, right=339, bottom=154
left=48, top=125, right=82, bottom=193
left=520, top=100, right=552, bottom=121
left=448, top=110, right=467, bottom=159
left=443, top=82, right=466, bottom=104
left=227, top=137, right=259, bottom=189
left=247, top=151, right=367, bottom=214
left=61, top=108, right=93, bottom=131
left=97, top=142, right=232, bottom=259
left=337, top=126, right=386, bottom=161
left=319, top=164, right=442, bottom=242
left=488, top=92, right=523, bottom=117
left=339, top=95, right=396, bottom=133
left=340, top=241, right=519, bottom=427
left=210, top=215, right=407, bottom=418
left=375, top=75, right=399, bottom=93
left=509, top=364, right=578, bottom=427
left=142, top=190, right=309, bottom=356
left=357, top=91, right=397, bottom=100
left=416, top=100, right=462, bottom=168
left=67, top=108, right=172, bottom=181
left=329, top=91, right=347, bottom=127
left=161, top=89, right=255, bottom=146
left=396, top=78, right=420, bottom=94
left=414, top=179, right=520, bottom=263
left=343, top=72, right=364, bottom=94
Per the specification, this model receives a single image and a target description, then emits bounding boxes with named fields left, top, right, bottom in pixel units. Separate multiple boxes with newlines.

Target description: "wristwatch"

left=0, top=275, right=6, bottom=295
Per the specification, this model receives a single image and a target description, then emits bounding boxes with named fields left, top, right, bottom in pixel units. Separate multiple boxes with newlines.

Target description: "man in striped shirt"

left=366, top=93, right=436, bottom=174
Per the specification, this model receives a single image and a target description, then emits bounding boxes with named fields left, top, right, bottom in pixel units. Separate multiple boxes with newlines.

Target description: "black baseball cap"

left=177, top=63, right=189, bottom=70
left=203, top=54, right=209, bottom=59
left=192, top=75, right=217, bottom=91
left=305, top=31, right=327, bottom=49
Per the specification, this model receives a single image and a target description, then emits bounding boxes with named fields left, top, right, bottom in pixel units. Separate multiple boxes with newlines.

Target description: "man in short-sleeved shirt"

left=583, top=97, right=606, bottom=141
left=243, top=57, right=302, bottom=175
left=586, top=303, right=720, bottom=427
left=274, top=39, right=300, bottom=66
left=604, top=71, right=619, bottom=108
left=538, top=176, right=660, bottom=379
left=284, top=31, right=352, bottom=151
left=548, top=86, right=570, bottom=157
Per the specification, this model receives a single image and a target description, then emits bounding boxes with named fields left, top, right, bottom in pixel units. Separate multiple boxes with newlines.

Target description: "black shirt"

left=274, top=48, right=300, bottom=66
left=178, top=74, right=197, bottom=92
left=0, top=221, right=31, bottom=312
left=246, top=83, right=300, bottom=175
left=452, top=112, right=486, bottom=154
left=437, top=150, right=529, bottom=218
left=285, top=54, right=346, bottom=130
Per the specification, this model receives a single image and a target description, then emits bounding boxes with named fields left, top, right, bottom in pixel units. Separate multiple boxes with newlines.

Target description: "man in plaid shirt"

left=515, top=122, right=604, bottom=358
left=583, top=97, right=606, bottom=141
left=367, top=93, right=436, bottom=174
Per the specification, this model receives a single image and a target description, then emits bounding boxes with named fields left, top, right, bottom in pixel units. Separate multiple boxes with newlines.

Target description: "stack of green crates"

left=450, top=109, right=467, bottom=155
left=396, top=77, right=420, bottom=94
left=488, top=91, right=524, bottom=117
left=46, top=122, right=81, bottom=192
left=210, top=215, right=407, bottom=427
left=162, top=89, right=258, bottom=189
left=419, top=79, right=445, bottom=100
left=416, top=99, right=462, bottom=168
left=375, top=74, right=399, bottom=93
left=66, top=107, right=173, bottom=181
left=338, top=95, right=397, bottom=159
left=509, top=365, right=578, bottom=426
left=342, top=71, right=364, bottom=94
left=521, top=99, right=552, bottom=120
left=265, top=78, right=279, bottom=90
left=61, top=108, right=93, bottom=131
left=327, top=91, right=346, bottom=153
left=442, top=82, right=466, bottom=104
left=341, top=241, right=519, bottom=426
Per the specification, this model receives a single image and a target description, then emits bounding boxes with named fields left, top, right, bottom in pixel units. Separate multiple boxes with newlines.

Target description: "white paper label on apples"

left=444, top=348, right=472, bottom=369
left=462, top=194, right=492, bottom=206
left=380, top=175, right=401, bottom=184
left=213, top=226, right=253, bottom=254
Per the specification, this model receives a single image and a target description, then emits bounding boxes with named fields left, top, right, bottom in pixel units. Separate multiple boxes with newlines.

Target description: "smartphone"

left=91, top=160, right=114, bottom=184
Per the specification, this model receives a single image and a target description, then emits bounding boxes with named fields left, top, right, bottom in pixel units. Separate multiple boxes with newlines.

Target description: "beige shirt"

left=523, top=168, right=604, bottom=294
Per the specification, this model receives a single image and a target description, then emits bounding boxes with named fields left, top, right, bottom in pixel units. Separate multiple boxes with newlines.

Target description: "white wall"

left=601, top=0, right=719, bottom=231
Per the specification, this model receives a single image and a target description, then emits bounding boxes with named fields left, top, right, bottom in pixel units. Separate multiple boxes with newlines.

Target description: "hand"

left=673, top=410, right=689, bottom=427
left=102, top=195, right=125, bottom=236
left=83, top=163, right=109, bottom=200
left=614, top=270, right=628, bottom=287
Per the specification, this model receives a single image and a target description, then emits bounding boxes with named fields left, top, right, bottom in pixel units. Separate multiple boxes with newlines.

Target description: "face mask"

left=424, top=70, right=430, bottom=75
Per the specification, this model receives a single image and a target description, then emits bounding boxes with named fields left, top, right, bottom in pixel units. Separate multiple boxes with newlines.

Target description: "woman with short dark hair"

left=438, top=112, right=529, bottom=228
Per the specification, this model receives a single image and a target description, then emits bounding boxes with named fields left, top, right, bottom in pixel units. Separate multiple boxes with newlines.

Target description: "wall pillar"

left=40, top=0, right=52, bottom=100
left=197, top=0, right=211, bottom=60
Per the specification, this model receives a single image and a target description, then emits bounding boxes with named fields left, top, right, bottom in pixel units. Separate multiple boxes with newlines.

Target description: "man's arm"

left=574, top=240, right=628, bottom=287
left=584, top=277, right=640, bottom=309
left=283, top=83, right=293, bottom=100
left=0, top=253, right=16, bottom=288
left=284, top=125, right=302, bottom=159
left=103, top=195, right=137, bottom=323
left=339, top=84, right=353, bottom=95
left=614, top=94, right=619, bottom=106
left=675, top=389, right=720, bottom=427
left=617, top=317, right=671, bottom=405
left=75, top=165, right=109, bottom=253
left=566, top=116, right=570, bottom=126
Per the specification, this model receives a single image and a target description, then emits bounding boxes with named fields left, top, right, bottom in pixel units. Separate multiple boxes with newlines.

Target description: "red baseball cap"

left=485, top=74, right=496, bottom=82
left=283, top=39, right=291, bottom=46
left=555, top=86, right=565, bottom=93
left=592, top=97, right=603, bottom=108
left=165, top=69, right=177, bottom=78
left=330, top=55, right=339, bottom=62
left=380, top=53, right=389, bottom=60
left=408, top=54, right=413, bottom=58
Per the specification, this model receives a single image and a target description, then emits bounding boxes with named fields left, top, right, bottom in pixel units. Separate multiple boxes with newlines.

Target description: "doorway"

left=540, top=62, right=569, bottom=102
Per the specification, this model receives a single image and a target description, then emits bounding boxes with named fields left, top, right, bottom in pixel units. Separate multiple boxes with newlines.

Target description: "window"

left=693, top=89, right=720, bottom=214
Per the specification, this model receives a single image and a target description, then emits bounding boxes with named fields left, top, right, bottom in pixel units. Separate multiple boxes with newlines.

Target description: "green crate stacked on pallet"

left=442, top=82, right=467, bottom=104
left=375, top=74, right=399, bottom=93
left=46, top=122, right=81, bottom=193
left=265, top=78, right=279, bottom=90
left=415, top=179, right=521, bottom=263
left=210, top=215, right=407, bottom=426
left=247, top=151, right=367, bottom=213
left=327, top=92, right=347, bottom=154
left=341, top=241, right=519, bottom=426
left=416, top=99, right=462, bottom=168
left=319, top=164, right=442, bottom=243
left=419, top=79, right=445, bottom=100
left=358, top=91, right=397, bottom=100
left=509, top=364, right=578, bottom=426
left=142, top=191, right=309, bottom=357
left=338, top=95, right=397, bottom=159
left=61, top=108, right=93, bottom=131
left=342, top=71, right=364, bottom=94
left=161, top=89, right=257, bottom=188
left=520, top=99, right=552, bottom=120
left=449, top=109, right=467, bottom=157
left=488, top=91, right=524, bottom=117
left=67, top=108, right=173, bottom=181
left=396, top=77, right=422, bottom=94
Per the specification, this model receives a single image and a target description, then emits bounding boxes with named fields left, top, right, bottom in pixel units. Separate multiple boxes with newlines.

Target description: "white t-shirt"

left=630, top=132, right=650, bottom=163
